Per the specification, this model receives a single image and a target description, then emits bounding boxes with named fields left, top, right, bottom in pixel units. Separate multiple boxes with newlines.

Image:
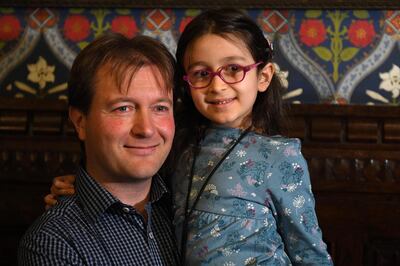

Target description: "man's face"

left=71, top=65, right=175, bottom=183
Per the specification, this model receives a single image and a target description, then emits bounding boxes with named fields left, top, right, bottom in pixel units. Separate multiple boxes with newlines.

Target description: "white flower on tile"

left=379, top=64, right=400, bottom=99
left=27, top=56, right=55, bottom=89
left=223, top=262, right=235, bottom=266
left=293, top=195, right=305, bottom=208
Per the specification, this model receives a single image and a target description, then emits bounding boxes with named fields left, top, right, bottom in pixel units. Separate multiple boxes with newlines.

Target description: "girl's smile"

left=206, top=97, right=236, bottom=106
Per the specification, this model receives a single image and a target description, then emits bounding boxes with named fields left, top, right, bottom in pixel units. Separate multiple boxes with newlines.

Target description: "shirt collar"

left=75, top=166, right=169, bottom=222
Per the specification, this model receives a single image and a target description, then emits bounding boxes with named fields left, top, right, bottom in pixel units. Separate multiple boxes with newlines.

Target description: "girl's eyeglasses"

left=183, top=61, right=263, bottom=89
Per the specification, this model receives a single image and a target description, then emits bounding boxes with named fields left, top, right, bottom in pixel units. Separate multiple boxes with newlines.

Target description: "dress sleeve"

left=269, top=139, right=333, bottom=265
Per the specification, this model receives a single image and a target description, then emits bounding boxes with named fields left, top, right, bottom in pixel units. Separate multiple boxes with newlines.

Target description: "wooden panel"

left=311, top=117, right=341, bottom=141
left=384, top=119, right=400, bottom=143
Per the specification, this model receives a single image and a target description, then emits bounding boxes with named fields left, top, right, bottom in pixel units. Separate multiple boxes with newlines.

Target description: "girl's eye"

left=192, top=70, right=210, bottom=78
left=225, top=64, right=242, bottom=73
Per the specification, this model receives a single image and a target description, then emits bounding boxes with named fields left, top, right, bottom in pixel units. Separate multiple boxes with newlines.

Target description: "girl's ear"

left=257, top=62, right=274, bottom=92
left=69, top=107, right=86, bottom=141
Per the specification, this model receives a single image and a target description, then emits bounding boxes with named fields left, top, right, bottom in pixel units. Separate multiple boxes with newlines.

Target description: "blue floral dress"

left=172, top=126, right=333, bottom=265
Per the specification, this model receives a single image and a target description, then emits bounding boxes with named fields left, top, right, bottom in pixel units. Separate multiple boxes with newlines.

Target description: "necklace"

left=180, top=127, right=250, bottom=264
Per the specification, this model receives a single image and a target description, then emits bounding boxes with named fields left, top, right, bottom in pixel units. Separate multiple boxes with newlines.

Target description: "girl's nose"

left=207, top=75, right=228, bottom=93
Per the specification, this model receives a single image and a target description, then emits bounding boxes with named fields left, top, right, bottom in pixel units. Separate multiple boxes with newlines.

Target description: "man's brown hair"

left=68, top=32, right=176, bottom=113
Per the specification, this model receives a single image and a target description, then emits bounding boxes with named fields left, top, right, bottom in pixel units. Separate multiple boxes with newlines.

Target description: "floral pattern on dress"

left=171, top=125, right=333, bottom=265
left=279, top=161, right=304, bottom=192
left=237, top=160, right=270, bottom=187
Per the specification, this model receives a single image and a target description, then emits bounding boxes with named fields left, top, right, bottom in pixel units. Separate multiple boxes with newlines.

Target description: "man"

left=18, top=33, right=179, bottom=265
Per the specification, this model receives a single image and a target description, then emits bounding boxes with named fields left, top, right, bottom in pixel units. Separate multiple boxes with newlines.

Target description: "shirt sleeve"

left=18, top=228, right=83, bottom=266
left=269, top=139, right=333, bottom=265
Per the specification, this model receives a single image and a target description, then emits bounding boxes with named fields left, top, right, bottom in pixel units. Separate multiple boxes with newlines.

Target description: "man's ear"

left=69, top=107, right=86, bottom=141
left=257, top=62, right=275, bottom=92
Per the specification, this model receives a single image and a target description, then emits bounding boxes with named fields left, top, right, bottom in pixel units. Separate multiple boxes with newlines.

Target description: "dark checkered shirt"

left=18, top=167, right=180, bottom=265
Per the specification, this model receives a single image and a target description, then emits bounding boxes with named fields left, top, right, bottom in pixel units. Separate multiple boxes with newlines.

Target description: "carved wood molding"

left=0, top=0, right=398, bottom=9
left=0, top=149, right=81, bottom=183
left=1, top=98, right=400, bottom=190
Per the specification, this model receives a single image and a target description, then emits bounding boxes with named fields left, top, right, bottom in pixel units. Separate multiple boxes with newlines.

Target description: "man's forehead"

left=98, top=63, right=171, bottom=92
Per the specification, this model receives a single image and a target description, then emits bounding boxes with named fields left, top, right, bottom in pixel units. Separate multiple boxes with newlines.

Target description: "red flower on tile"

left=299, top=19, right=327, bottom=47
left=348, top=20, right=376, bottom=47
left=111, top=16, right=138, bottom=38
left=64, top=15, right=91, bottom=42
left=179, top=17, right=193, bottom=33
left=0, top=15, right=22, bottom=41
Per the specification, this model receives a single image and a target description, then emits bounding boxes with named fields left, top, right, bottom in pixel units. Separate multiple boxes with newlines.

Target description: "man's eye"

left=153, top=105, right=170, bottom=112
left=115, top=106, right=131, bottom=112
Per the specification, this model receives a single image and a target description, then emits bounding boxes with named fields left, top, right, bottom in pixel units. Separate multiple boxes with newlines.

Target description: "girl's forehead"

left=184, top=33, right=253, bottom=66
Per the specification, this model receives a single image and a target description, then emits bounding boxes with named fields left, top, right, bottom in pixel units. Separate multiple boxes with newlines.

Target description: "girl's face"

left=183, top=33, right=274, bottom=129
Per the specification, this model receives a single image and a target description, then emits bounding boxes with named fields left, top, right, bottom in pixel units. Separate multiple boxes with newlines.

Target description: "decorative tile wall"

left=0, top=8, right=399, bottom=104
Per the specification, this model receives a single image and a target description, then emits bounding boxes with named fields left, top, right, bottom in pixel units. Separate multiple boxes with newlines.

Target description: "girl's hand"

left=44, top=175, right=76, bottom=210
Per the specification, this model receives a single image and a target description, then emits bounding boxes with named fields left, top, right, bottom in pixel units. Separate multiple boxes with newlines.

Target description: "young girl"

left=46, top=9, right=332, bottom=265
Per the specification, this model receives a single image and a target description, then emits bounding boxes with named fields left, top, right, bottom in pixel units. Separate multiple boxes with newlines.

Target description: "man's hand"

left=44, top=175, right=76, bottom=210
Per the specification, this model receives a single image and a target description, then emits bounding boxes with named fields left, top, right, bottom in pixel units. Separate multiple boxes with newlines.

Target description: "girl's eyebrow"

left=186, top=61, right=208, bottom=71
left=186, top=56, right=248, bottom=71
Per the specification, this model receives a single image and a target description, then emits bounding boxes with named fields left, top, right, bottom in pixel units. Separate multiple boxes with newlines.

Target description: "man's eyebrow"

left=107, top=97, right=135, bottom=105
left=156, top=97, right=173, bottom=105
left=107, top=96, right=173, bottom=105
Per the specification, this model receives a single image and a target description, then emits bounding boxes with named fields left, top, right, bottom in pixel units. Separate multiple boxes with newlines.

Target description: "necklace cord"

left=180, top=127, right=250, bottom=264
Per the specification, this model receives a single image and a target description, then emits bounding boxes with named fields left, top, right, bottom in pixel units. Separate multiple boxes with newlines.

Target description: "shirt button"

left=149, top=232, right=154, bottom=239
left=122, top=207, right=130, bottom=213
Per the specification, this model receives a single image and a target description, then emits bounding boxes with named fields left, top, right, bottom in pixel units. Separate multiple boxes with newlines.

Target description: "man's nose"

left=131, top=110, right=155, bottom=138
